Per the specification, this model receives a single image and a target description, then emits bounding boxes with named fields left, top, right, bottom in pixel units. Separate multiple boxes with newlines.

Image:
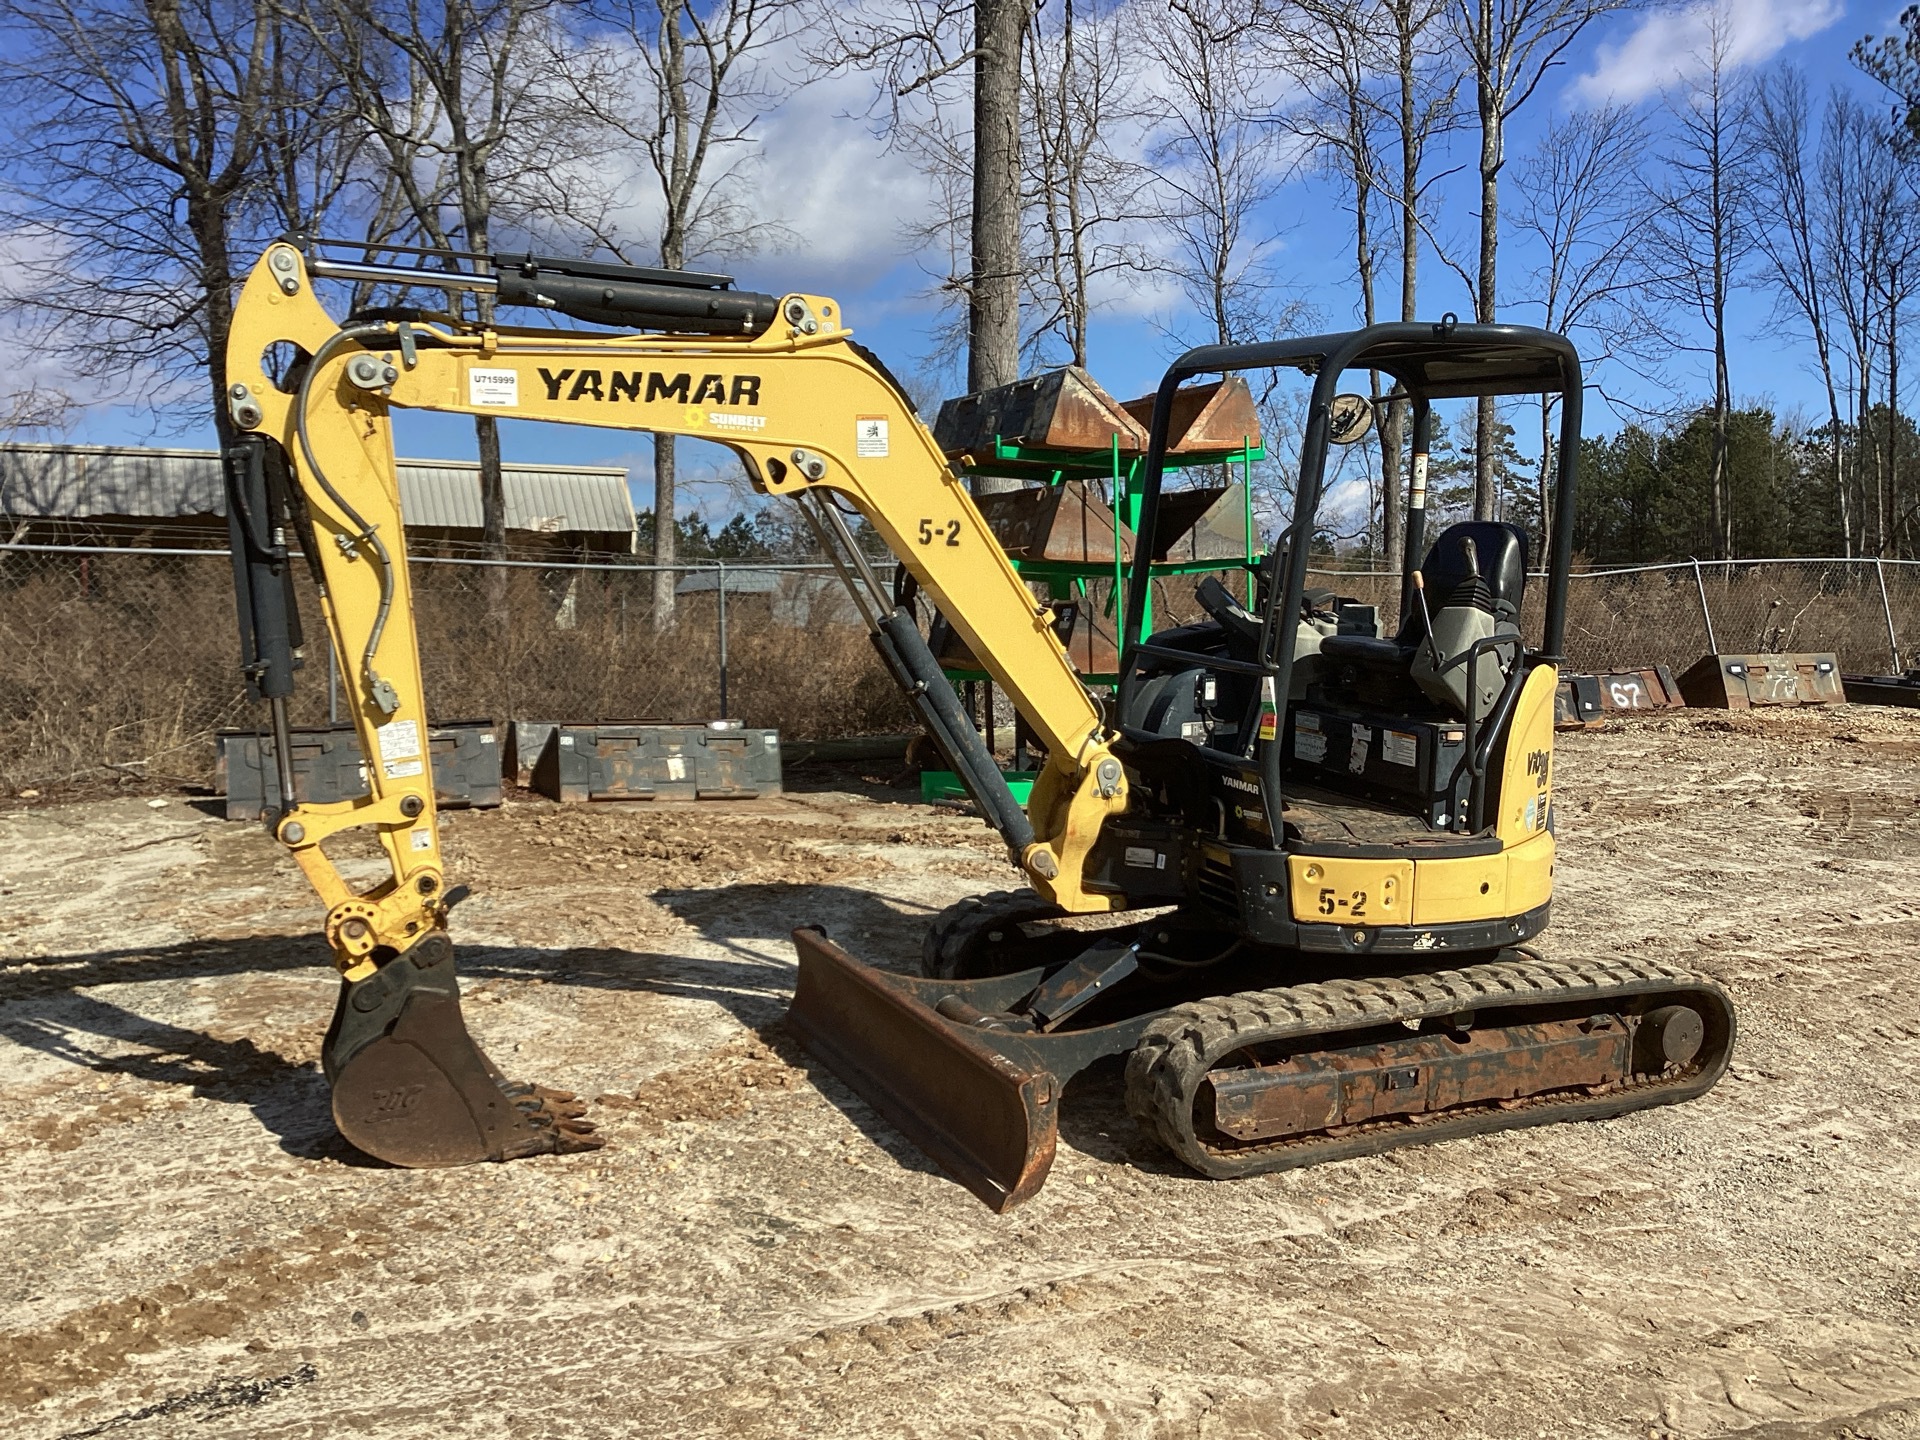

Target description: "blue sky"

left=57, top=0, right=1912, bottom=525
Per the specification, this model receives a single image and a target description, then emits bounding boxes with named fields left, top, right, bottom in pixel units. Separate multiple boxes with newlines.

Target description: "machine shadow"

left=652, top=881, right=1170, bottom=1183
left=0, top=988, right=352, bottom=1162
left=0, top=882, right=944, bottom=1169
left=648, top=880, right=937, bottom=976
left=646, top=881, right=953, bottom=1179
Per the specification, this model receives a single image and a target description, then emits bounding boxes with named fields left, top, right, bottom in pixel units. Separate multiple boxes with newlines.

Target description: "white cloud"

left=563, top=34, right=946, bottom=297
left=751, top=84, right=946, bottom=280
left=1573, top=0, right=1844, bottom=104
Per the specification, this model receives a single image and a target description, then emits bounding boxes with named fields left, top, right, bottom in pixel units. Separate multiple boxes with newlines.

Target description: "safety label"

left=469, top=368, right=519, bottom=407
left=1124, top=846, right=1167, bottom=870
left=1258, top=675, right=1280, bottom=741
left=377, top=719, right=421, bottom=764
left=1382, top=729, right=1418, bottom=767
left=856, top=416, right=890, bottom=457
left=1293, top=711, right=1326, bottom=764
left=411, top=830, right=434, bottom=851
left=1348, top=727, right=1371, bottom=774
left=383, top=758, right=424, bottom=779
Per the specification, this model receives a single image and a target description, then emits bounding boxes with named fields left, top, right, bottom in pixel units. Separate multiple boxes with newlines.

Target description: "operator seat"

left=1317, top=521, right=1528, bottom=716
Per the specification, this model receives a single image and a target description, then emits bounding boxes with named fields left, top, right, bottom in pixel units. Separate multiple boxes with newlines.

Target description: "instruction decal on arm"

left=377, top=718, right=425, bottom=779
left=856, top=416, right=890, bottom=457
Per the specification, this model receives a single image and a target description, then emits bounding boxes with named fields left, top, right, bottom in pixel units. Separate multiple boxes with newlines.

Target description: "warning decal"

left=856, top=416, right=890, bottom=457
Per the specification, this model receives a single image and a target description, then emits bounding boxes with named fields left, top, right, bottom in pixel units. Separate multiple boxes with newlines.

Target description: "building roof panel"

left=0, top=443, right=635, bottom=539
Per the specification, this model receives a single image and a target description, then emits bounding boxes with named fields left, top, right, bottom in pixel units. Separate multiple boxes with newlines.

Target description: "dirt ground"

left=3, top=708, right=1920, bottom=1440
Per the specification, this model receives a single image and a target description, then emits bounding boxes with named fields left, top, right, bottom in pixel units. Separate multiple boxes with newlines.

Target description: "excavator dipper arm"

left=222, top=243, right=1128, bottom=1169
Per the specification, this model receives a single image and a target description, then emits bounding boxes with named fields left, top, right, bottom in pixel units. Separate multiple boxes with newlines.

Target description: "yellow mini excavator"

left=219, top=240, right=1733, bottom=1206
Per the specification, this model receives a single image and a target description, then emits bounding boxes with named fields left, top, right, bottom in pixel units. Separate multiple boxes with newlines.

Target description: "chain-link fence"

left=8, top=542, right=1920, bottom=793
left=0, top=544, right=907, bottom=791
left=1305, top=558, right=1920, bottom=676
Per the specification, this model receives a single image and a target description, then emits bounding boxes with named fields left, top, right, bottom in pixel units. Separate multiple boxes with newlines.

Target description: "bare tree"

left=1511, top=103, right=1649, bottom=549
left=1273, top=5, right=1391, bottom=551
left=0, top=0, right=306, bottom=443
left=574, top=0, right=804, bottom=627
left=813, top=0, right=1034, bottom=407
left=1135, top=0, right=1296, bottom=348
left=969, top=0, right=1034, bottom=393
left=1447, top=0, right=1634, bottom=519
left=1375, top=0, right=1458, bottom=590
left=1867, top=150, right=1920, bottom=553
left=1640, top=12, right=1753, bottom=559
left=1269, top=0, right=1454, bottom=582
left=296, top=0, right=601, bottom=559
left=1813, top=90, right=1920, bottom=554
left=1751, top=67, right=1852, bottom=552
left=1020, top=0, right=1150, bottom=367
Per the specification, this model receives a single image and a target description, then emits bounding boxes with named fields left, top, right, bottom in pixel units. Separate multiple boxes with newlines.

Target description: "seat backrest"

left=1404, top=522, right=1528, bottom=643
left=1430, top=521, right=1526, bottom=610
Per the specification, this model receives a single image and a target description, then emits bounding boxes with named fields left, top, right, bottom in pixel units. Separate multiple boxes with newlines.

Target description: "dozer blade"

left=322, top=930, right=602, bottom=1167
left=787, top=927, right=1059, bottom=1212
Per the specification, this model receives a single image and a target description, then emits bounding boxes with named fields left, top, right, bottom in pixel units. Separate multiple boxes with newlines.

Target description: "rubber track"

left=920, top=890, right=1068, bottom=979
left=1123, top=953, right=1736, bottom=1179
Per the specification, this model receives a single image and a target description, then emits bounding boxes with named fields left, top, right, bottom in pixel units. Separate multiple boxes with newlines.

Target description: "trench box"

left=1553, top=666, right=1687, bottom=729
left=529, top=722, right=782, bottom=801
left=218, top=720, right=501, bottom=820
left=1842, top=672, right=1920, bottom=706
left=1677, top=653, right=1843, bottom=709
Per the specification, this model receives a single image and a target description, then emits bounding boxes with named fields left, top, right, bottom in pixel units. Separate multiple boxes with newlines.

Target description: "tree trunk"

left=969, top=0, right=1029, bottom=497
left=477, top=416, right=507, bottom=552
left=1380, top=0, right=1419, bottom=616
left=653, top=166, right=690, bottom=629
left=1820, top=352, right=1848, bottom=557
left=1381, top=400, right=1406, bottom=603
left=1891, top=295, right=1903, bottom=555
left=1538, top=395, right=1553, bottom=557
left=470, top=246, right=509, bottom=609
left=1472, top=10, right=1499, bottom=522
left=1710, top=332, right=1730, bottom=560
left=189, top=194, right=238, bottom=450
left=1861, top=368, right=1877, bottom=554
left=468, top=210, right=509, bottom=565
left=652, top=434, right=678, bottom=630
left=1349, top=84, right=1379, bottom=557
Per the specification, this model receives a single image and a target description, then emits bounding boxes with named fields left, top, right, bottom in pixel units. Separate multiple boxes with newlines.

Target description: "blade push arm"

left=224, top=244, right=1130, bottom=976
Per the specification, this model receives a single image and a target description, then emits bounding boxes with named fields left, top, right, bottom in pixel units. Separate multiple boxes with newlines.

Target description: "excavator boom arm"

left=224, top=244, right=1127, bottom=985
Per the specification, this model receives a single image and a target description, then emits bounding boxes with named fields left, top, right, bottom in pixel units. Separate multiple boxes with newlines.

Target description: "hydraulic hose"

left=291, top=322, right=412, bottom=713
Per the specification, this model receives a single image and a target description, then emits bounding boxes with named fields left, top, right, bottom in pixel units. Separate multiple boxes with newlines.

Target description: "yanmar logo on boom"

left=537, top=368, right=762, bottom=407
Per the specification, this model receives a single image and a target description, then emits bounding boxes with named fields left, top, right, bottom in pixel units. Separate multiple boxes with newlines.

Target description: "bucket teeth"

left=501, top=1082, right=602, bottom=1150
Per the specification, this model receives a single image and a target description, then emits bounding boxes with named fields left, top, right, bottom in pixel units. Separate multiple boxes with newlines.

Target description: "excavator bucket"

left=322, top=930, right=602, bottom=1166
left=787, top=928, right=1059, bottom=1211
